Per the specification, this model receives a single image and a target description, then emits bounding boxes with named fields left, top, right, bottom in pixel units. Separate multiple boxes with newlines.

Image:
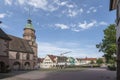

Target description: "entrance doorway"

left=0, top=62, right=5, bottom=73
left=13, top=62, right=20, bottom=70
left=24, top=62, right=30, bottom=70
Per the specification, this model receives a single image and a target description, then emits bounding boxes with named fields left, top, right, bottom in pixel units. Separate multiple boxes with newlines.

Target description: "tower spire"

left=28, top=5, right=31, bottom=19
left=24, top=6, right=34, bottom=31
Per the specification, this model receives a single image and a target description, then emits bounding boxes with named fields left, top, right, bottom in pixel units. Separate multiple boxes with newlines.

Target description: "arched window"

left=16, top=52, right=20, bottom=59
left=26, top=54, right=30, bottom=60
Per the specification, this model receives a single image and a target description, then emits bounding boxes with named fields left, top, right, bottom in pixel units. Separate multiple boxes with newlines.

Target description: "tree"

left=96, top=24, right=116, bottom=64
left=90, top=60, right=95, bottom=64
left=97, top=58, right=104, bottom=65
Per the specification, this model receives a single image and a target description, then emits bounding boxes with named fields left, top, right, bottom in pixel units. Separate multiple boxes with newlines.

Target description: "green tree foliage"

left=96, top=24, right=116, bottom=64
left=90, top=60, right=95, bottom=64
left=97, top=58, right=104, bottom=65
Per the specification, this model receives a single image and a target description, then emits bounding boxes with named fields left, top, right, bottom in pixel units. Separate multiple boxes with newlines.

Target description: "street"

left=1, top=68, right=116, bottom=80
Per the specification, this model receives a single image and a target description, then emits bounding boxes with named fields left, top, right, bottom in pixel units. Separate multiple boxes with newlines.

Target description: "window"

left=26, top=54, right=30, bottom=60
left=16, top=52, right=20, bottom=59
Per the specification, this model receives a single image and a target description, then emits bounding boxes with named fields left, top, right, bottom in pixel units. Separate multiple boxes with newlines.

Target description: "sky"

left=0, top=0, right=116, bottom=58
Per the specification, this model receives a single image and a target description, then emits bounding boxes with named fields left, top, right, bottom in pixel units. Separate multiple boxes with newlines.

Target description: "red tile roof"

left=48, top=55, right=57, bottom=62
left=38, top=58, right=44, bottom=63
left=47, top=55, right=68, bottom=62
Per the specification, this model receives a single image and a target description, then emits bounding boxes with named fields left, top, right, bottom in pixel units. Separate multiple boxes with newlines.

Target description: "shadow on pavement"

left=0, top=70, right=34, bottom=79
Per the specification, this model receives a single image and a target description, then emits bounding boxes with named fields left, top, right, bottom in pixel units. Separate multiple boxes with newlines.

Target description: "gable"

left=43, top=55, right=53, bottom=63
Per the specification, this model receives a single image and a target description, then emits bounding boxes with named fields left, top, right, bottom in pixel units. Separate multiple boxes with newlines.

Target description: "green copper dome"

left=25, top=19, right=34, bottom=30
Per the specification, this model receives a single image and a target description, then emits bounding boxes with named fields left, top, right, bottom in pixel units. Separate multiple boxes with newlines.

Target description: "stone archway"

left=13, top=62, right=20, bottom=70
left=0, top=62, right=5, bottom=73
left=24, top=62, right=30, bottom=70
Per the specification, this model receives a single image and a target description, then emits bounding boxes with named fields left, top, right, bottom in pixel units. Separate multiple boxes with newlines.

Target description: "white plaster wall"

left=9, top=51, right=16, bottom=59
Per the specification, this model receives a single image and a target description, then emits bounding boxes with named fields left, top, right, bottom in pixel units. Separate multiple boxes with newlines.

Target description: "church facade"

left=0, top=28, right=11, bottom=72
left=0, top=19, right=38, bottom=72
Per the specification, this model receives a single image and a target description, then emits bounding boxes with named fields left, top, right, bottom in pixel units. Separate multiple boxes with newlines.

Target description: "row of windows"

left=16, top=52, right=30, bottom=60
left=44, top=62, right=52, bottom=64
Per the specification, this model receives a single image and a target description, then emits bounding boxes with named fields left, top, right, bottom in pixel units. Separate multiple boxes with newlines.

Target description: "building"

left=8, top=19, right=38, bottom=70
left=0, top=19, right=38, bottom=71
left=110, top=0, right=119, bottom=80
left=67, top=57, right=75, bottom=66
left=0, top=28, right=11, bottom=72
left=40, top=55, right=56, bottom=68
left=39, top=54, right=98, bottom=68
left=75, top=57, right=97, bottom=66
left=38, top=58, right=44, bottom=68
left=39, top=55, right=67, bottom=68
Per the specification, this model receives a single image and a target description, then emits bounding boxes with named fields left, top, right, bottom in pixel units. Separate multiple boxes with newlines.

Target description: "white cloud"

left=99, top=21, right=108, bottom=26
left=78, top=20, right=97, bottom=29
left=87, top=7, right=97, bottom=14
left=66, top=4, right=74, bottom=8
left=38, top=41, right=103, bottom=58
left=58, top=1, right=68, bottom=6
left=57, top=1, right=75, bottom=8
left=63, top=8, right=83, bottom=17
left=0, top=24, right=9, bottom=29
left=93, top=9, right=97, bottom=12
left=55, top=24, right=69, bottom=29
left=0, top=13, right=6, bottom=19
left=18, top=0, right=25, bottom=5
left=87, top=11, right=90, bottom=14
left=52, top=20, right=108, bottom=32
left=4, top=0, right=12, bottom=5
left=6, top=0, right=59, bottom=12
left=38, top=42, right=71, bottom=57
left=4, top=0, right=80, bottom=17
left=0, top=12, right=13, bottom=19
left=28, top=0, right=48, bottom=10
left=72, top=28, right=80, bottom=32
left=4, top=0, right=60, bottom=11
left=6, top=11, right=13, bottom=17
left=79, top=8, right=83, bottom=13
left=68, top=9, right=78, bottom=17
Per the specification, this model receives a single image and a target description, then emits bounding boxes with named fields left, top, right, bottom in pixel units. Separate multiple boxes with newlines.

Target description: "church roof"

left=8, top=35, right=34, bottom=53
left=25, top=19, right=34, bottom=30
left=0, top=28, right=11, bottom=40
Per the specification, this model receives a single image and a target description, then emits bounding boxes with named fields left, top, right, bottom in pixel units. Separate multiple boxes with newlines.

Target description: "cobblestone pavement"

left=0, top=68, right=116, bottom=80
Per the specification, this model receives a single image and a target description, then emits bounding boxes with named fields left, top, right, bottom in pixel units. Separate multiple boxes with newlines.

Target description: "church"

left=0, top=19, right=38, bottom=72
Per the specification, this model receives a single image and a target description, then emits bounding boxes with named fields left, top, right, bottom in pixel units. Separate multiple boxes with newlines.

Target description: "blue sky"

left=0, top=0, right=116, bottom=58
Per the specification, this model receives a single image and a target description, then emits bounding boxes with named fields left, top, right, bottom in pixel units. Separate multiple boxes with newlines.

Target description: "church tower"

left=23, top=19, right=38, bottom=66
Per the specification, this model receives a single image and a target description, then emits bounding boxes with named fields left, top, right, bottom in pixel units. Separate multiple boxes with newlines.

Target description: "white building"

left=39, top=55, right=67, bottom=68
left=75, top=57, right=97, bottom=66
